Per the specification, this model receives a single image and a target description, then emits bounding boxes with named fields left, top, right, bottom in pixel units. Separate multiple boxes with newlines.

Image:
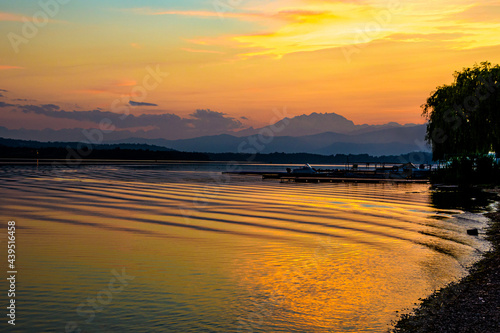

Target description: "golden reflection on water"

left=0, top=166, right=491, bottom=332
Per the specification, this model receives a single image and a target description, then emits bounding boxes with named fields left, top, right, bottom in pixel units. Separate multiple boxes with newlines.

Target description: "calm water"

left=0, top=164, right=493, bottom=332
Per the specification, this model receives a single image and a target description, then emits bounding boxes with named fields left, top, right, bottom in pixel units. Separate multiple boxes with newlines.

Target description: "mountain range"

left=106, top=124, right=428, bottom=156
left=235, top=112, right=419, bottom=137
left=0, top=112, right=429, bottom=156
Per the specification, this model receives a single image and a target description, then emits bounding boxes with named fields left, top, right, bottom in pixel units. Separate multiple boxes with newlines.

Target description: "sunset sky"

left=1, top=0, right=500, bottom=138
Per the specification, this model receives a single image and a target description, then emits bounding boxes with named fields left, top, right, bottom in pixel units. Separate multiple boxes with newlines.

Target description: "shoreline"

left=391, top=206, right=500, bottom=332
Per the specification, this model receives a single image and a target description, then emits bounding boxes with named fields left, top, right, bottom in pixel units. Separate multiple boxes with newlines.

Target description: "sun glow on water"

left=0, top=165, right=491, bottom=332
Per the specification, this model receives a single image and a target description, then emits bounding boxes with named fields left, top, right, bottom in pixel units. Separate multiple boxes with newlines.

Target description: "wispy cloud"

left=452, top=3, right=500, bottom=22
left=129, top=101, right=158, bottom=107
left=0, top=65, right=24, bottom=70
left=0, top=12, right=26, bottom=22
left=181, top=48, right=225, bottom=54
left=72, top=89, right=111, bottom=96
left=134, top=7, right=337, bottom=23
left=0, top=101, right=15, bottom=107
left=0, top=11, right=64, bottom=23
left=173, top=0, right=500, bottom=58
left=114, top=79, right=137, bottom=87
left=71, top=79, right=140, bottom=97
left=383, top=32, right=471, bottom=43
left=131, top=8, right=265, bottom=21
left=14, top=103, right=244, bottom=139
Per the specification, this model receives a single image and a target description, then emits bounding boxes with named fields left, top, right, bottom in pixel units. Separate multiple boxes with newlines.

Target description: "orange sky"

left=1, top=0, right=500, bottom=131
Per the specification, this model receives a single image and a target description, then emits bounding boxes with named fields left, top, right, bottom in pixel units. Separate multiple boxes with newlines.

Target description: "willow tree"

left=422, top=62, right=500, bottom=161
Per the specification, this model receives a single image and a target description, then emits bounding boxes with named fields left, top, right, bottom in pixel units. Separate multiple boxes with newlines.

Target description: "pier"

left=223, top=171, right=430, bottom=183
left=278, top=176, right=429, bottom=184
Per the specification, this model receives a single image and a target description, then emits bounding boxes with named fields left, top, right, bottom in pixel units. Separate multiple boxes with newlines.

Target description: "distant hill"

left=235, top=112, right=356, bottom=137
left=0, top=112, right=429, bottom=156
left=0, top=137, right=174, bottom=151
left=0, top=138, right=210, bottom=161
left=234, top=112, right=422, bottom=137
left=0, top=137, right=432, bottom=164
left=106, top=124, right=428, bottom=156
left=0, top=126, right=144, bottom=142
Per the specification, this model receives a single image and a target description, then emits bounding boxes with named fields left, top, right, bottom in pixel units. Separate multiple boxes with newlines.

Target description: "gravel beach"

left=391, top=211, right=500, bottom=333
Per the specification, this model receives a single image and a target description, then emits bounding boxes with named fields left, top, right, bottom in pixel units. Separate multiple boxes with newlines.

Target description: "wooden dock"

left=278, top=176, right=429, bottom=184
left=223, top=171, right=430, bottom=184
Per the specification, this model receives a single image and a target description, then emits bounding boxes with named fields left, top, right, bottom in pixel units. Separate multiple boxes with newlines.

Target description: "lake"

left=0, top=163, right=493, bottom=332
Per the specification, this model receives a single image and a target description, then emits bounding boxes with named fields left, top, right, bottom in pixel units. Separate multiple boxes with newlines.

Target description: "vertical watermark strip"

left=6, top=220, right=17, bottom=326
